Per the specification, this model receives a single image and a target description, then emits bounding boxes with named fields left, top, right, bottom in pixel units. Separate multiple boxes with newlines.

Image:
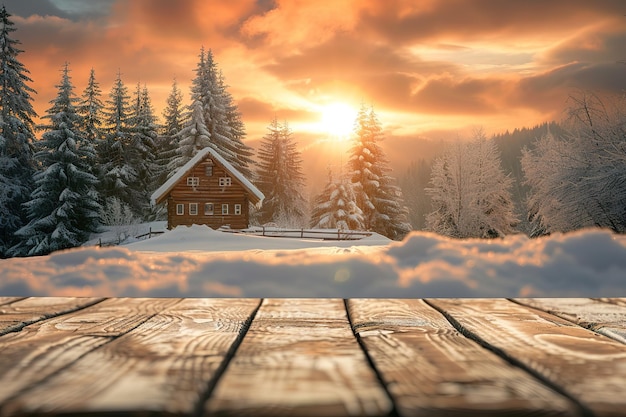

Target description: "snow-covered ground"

left=1, top=225, right=626, bottom=298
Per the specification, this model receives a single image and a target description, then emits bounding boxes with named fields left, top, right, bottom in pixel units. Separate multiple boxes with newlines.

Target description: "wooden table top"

left=0, top=297, right=625, bottom=417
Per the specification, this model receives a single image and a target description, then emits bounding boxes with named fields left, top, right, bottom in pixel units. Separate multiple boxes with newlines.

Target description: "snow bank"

left=1, top=226, right=625, bottom=297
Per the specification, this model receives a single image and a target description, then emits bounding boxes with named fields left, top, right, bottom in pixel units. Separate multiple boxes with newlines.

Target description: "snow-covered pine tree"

left=162, top=78, right=185, bottom=138
left=255, top=117, right=307, bottom=226
left=218, top=70, right=254, bottom=179
left=169, top=49, right=210, bottom=172
left=522, top=93, right=626, bottom=235
left=152, top=78, right=185, bottom=218
left=424, top=150, right=459, bottom=237
left=426, top=129, right=517, bottom=238
left=10, top=63, right=100, bottom=257
left=127, top=83, right=159, bottom=218
left=99, top=70, right=138, bottom=213
left=77, top=68, right=104, bottom=148
left=0, top=5, right=38, bottom=257
left=348, top=104, right=410, bottom=240
left=170, top=48, right=254, bottom=177
left=310, top=169, right=364, bottom=230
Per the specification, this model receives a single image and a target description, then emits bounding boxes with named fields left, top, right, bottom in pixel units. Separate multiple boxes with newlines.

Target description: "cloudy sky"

left=6, top=0, right=626, bottom=141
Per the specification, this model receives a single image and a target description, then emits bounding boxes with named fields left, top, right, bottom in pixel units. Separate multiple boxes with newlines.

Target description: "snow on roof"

left=151, top=147, right=264, bottom=206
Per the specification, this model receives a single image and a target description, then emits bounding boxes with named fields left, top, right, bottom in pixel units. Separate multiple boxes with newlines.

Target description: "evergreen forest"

left=1, top=5, right=625, bottom=259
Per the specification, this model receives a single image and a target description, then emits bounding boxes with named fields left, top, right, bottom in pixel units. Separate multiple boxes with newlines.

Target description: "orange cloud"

left=241, top=0, right=362, bottom=49
left=8, top=0, right=626, bottom=145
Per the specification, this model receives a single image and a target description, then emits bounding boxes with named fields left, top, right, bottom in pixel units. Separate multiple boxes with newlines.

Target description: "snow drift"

left=1, top=225, right=625, bottom=298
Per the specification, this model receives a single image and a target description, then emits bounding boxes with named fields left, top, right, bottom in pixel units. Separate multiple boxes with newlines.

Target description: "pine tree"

left=171, top=48, right=254, bottom=177
left=77, top=68, right=104, bottom=147
left=0, top=5, right=38, bottom=257
left=11, top=63, right=100, bottom=256
left=310, top=169, right=364, bottom=230
left=155, top=78, right=184, bottom=190
left=255, top=117, right=307, bottom=226
left=170, top=48, right=215, bottom=171
left=218, top=70, right=255, bottom=178
left=426, top=129, right=517, bottom=238
left=348, top=104, right=410, bottom=240
left=127, top=83, right=159, bottom=218
left=162, top=78, right=185, bottom=138
left=99, top=70, right=137, bottom=212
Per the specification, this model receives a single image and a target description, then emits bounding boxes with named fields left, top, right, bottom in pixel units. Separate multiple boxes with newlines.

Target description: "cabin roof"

left=151, top=147, right=264, bottom=206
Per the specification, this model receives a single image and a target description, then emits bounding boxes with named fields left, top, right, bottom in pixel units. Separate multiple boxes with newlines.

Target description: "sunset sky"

left=6, top=0, right=626, bottom=146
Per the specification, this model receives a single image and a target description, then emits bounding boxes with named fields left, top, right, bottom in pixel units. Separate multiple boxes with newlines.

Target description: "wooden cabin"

left=151, top=147, right=264, bottom=230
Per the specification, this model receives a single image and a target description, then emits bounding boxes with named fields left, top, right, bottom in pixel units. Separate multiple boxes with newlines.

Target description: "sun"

left=319, top=102, right=357, bottom=140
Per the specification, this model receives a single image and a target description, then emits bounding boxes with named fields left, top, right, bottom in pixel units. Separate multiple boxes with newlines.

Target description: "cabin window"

left=221, top=204, right=229, bottom=215
left=176, top=204, right=184, bottom=215
left=187, top=177, right=199, bottom=187
left=219, top=177, right=232, bottom=187
left=234, top=204, right=242, bottom=215
left=204, top=203, right=214, bottom=215
left=189, top=203, right=198, bottom=215
left=205, top=165, right=213, bottom=177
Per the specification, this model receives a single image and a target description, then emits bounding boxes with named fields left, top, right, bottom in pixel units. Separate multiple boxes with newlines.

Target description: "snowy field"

left=1, top=224, right=626, bottom=298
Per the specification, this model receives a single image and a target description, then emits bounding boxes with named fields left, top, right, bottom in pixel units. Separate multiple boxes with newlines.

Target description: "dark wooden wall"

left=166, top=156, right=251, bottom=230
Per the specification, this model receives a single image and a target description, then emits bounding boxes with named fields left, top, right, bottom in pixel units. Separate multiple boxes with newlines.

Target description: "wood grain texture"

left=0, top=298, right=23, bottom=307
left=1, top=298, right=259, bottom=417
left=206, top=298, right=393, bottom=417
left=348, top=298, right=577, bottom=417
left=0, top=297, right=181, bottom=408
left=0, top=296, right=104, bottom=335
left=598, top=298, right=626, bottom=307
left=514, top=298, right=626, bottom=344
left=429, top=298, right=626, bottom=417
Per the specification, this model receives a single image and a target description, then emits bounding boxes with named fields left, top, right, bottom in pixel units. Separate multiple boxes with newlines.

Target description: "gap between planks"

left=349, top=298, right=581, bottom=417
left=427, top=298, right=626, bottom=417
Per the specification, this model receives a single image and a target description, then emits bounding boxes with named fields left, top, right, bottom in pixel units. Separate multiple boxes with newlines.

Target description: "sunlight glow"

left=319, top=102, right=357, bottom=140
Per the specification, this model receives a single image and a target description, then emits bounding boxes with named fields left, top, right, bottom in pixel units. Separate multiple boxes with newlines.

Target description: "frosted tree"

left=426, top=129, right=517, bottom=238
left=310, top=169, right=364, bottom=230
left=522, top=93, right=626, bottom=235
left=218, top=70, right=255, bottom=178
left=127, top=83, right=159, bottom=218
left=171, top=48, right=254, bottom=177
left=11, top=63, right=100, bottom=257
left=162, top=78, right=185, bottom=138
left=0, top=5, right=37, bottom=257
left=398, top=159, right=433, bottom=230
left=348, top=104, right=410, bottom=240
left=99, top=197, right=137, bottom=244
left=153, top=78, right=185, bottom=192
left=77, top=68, right=104, bottom=147
left=255, top=117, right=307, bottom=226
left=99, top=70, right=137, bottom=212
left=170, top=48, right=219, bottom=171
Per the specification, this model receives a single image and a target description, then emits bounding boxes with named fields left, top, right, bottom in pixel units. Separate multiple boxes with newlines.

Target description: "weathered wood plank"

left=0, top=298, right=24, bottom=307
left=597, top=298, right=626, bottom=307
left=429, top=298, right=626, bottom=417
left=1, top=298, right=260, bottom=417
left=0, top=298, right=181, bottom=407
left=206, top=298, right=393, bottom=417
left=0, top=296, right=104, bottom=335
left=347, top=298, right=578, bottom=417
left=514, top=298, right=626, bottom=344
